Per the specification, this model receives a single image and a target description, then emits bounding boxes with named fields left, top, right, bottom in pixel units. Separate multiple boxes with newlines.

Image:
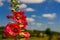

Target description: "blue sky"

left=0, top=0, right=60, bottom=32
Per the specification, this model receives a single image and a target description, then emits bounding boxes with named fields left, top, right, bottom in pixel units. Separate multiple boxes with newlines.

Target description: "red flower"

left=19, top=19, right=28, bottom=29
left=6, top=14, right=12, bottom=19
left=12, top=10, right=28, bottom=29
left=4, top=23, right=20, bottom=37
left=12, top=10, right=27, bottom=22
left=4, top=27, right=9, bottom=37
left=22, top=32, right=30, bottom=38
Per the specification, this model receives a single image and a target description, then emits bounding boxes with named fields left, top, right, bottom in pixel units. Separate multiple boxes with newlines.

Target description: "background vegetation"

left=0, top=26, right=60, bottom=40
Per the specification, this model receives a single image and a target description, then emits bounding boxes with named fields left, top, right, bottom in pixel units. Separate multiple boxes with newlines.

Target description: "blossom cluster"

left=4, top=10, right=30, bottom=39
left=3, top=0, right=30, bottom=39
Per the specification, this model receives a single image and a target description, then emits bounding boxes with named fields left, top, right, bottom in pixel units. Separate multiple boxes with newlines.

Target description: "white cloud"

left=25, top=8, right=35, bottom=12
left=20, top=4, right=27, bottom=9
left=0, top=0, right=4, bottom=6
left=20, top=0, right=45, bottom=3
left=27, top=17, right=35, bottom=22
left=0, top=2, right=3, bottom=6
left=42, top=13, right=56, bottom=19
left=30, top=21, right=42, bottom=26
left=31, top=15, right=36, bottom=17
left=31, top=22, right=35, bottom=25
left=55, top=0, right=60, bottom=3
left=31, top=15, right=42, bottom=18
left=8, top=0, right=45, bottom=3
left=36, top=23, right=42, bottom=27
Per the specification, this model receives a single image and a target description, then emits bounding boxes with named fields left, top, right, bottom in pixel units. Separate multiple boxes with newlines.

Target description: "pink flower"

left=4, top=27, right=9, bottom=37
left=22, top=32, right=30, bottom=38
left=12, top=10, right=28, bottom=29
left=4, top=23, right=20, bottom=37
left=12, top=10, right=26, bottom=21
left=18, top=19, right=28, bottom=29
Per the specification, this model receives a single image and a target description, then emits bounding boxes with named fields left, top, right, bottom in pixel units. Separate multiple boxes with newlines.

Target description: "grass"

left=0, top=35, right=49, bottom=40
left=1, top=37, right=48, bottom=40
left=0, top=37, right=60, bottom=40
left=0, top=33, right=60, bottom=40
left=29, top=37, right=47, bottom=40
left=0, top=35, right=60, bottom=40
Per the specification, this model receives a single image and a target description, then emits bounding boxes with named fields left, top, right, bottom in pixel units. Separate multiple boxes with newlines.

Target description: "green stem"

left=14, top=37, right=17, bottom=40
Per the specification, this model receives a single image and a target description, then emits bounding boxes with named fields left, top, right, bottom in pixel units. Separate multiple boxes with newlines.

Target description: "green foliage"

left=45, top=28, right=53, bottom=36
left=45, top=28, right=53, bottom=40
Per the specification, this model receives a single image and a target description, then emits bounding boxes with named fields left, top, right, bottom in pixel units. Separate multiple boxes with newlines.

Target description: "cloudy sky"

left=0, top=0, right=60, bottom=32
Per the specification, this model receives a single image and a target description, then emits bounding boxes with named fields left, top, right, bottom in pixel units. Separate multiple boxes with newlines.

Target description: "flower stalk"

left=3, top=0, right=30, bottom=40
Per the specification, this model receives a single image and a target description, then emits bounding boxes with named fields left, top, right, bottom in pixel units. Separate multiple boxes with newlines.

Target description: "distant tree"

left=0, top=26, right=4, bottom=29
left=45, top=28, right=53, bottom=40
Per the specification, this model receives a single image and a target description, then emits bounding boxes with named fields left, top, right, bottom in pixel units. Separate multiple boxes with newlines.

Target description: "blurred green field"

left=29, top=37, right=48, bottom=40
left=0, top=35, right=60, bottom=40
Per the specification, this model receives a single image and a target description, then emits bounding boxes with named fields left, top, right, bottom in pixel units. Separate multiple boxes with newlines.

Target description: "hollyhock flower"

left=14, top=19, right=28, bottom=29
left=23, top=32, right=30, bottom=38
left=12, top=10, right=28, bottom=29
left=4, top=23, right=20, bottom=37
left=19, top=32, right=30, bottom=38
left=4, top=27, right=9, bottom=37
left=16, top=19, right=28, bottom=29
left=12, top=10, right=27, bottom=22
left=6, top=14, right=12, bottom=19
left=19, top=20, right=28, bottom=29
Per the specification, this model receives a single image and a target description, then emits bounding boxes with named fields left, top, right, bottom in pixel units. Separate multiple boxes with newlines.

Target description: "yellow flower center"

left=16, top=14, right=22, bottom=20
left=19, top=24, right=24, bottom=27
left=16, top=16, right=20, bottom=20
